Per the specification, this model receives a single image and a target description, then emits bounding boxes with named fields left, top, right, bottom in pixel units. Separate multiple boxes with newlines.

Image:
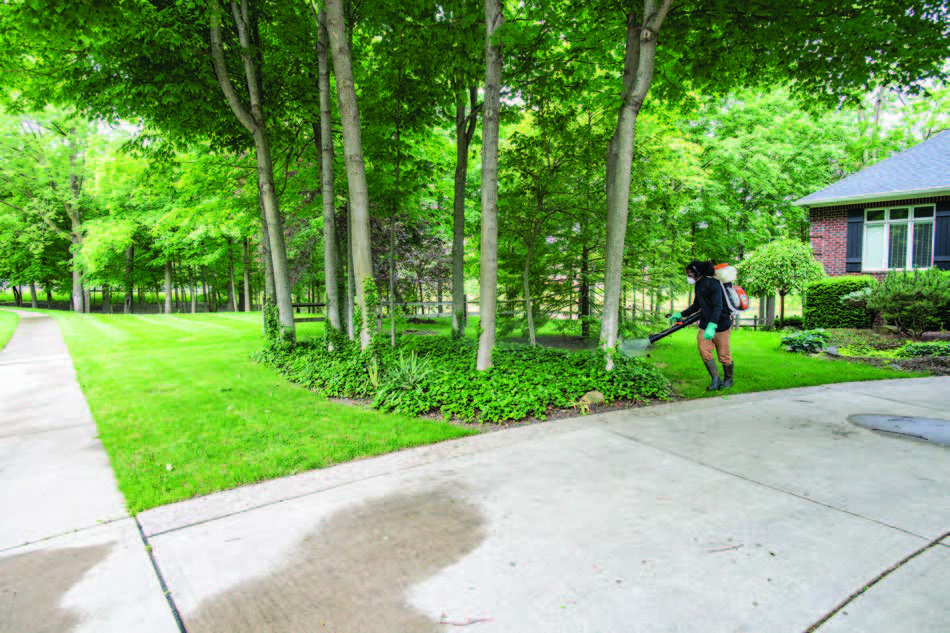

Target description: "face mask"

left=687, top=276, right=696, bottom=286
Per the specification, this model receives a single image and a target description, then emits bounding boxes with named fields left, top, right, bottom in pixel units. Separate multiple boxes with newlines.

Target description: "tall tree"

left=476, top=0, right=504, bottom=370
left=324, top=0, right=374, bottom=349
left=600, top=1, right=671, bottom=369
left=209, top=1, right=295, bottom=341
left=315, top=7, right=341, bottom=331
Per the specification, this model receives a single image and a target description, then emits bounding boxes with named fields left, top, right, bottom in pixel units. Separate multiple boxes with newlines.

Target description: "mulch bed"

left=830, top=354, right=950, bottom=376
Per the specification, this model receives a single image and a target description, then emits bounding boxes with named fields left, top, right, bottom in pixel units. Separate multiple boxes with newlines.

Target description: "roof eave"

left=794, top=187, right=950, bottom=208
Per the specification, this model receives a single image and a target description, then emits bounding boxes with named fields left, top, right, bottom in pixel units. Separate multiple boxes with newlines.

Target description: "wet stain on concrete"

left=187, top=487, right=486, bottom=633
left=0, top=543, right=113, bottom=633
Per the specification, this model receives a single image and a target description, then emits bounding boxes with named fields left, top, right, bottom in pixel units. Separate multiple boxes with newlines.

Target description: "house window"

left=863, top=206, right=935, bottom=270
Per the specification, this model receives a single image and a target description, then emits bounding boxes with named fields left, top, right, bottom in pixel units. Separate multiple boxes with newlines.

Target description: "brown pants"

left=697, top=327, right=732, bottom=364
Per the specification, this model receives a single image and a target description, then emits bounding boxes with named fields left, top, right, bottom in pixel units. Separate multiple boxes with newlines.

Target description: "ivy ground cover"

left=256, top=330, right=670, bottom=423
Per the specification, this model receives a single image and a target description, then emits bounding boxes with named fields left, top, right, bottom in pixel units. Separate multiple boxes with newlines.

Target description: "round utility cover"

left=848, top=414, right=950, bottom=447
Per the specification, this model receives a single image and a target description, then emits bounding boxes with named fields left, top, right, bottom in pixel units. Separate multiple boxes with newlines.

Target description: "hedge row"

left=804, top=276, right=877, bottom=329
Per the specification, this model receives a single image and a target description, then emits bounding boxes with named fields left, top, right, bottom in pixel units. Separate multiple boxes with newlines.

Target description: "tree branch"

left=209, top=4, right=258, bottom=134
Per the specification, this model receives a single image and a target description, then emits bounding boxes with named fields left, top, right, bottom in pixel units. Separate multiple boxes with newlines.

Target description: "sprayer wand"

left=648, top=312, right=701, bottom=345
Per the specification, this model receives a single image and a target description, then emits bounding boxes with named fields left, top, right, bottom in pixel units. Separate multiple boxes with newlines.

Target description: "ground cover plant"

left=48, top=311, right=476, bottom=513
left=0, top=310, right=18, bottom=349
left=256, top=327, right=670, bottom=423
left=644, top=327, right=915, bottom=399
left=780, top=329, right=830, bottom=354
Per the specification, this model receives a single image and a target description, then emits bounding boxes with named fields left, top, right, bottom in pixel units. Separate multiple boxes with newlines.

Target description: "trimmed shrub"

left=780, top=329, right=830, bottom=354
left=867, top=269, right=950, bottom=339
left=781, top=316, right=804, bottom=329
left=803, top=276, right=878, bottom=329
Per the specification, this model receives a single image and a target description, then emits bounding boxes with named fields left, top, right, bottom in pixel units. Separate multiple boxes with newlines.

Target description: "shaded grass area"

left=644, top=327, right=920, bottom=399
left=49, top=311, right=476, bottom=513
left=0, top=310, right=19, bottom=350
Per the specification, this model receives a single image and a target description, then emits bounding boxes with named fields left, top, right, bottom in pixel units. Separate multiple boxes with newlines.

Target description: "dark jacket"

left=682, top=277, right=732, bottom=331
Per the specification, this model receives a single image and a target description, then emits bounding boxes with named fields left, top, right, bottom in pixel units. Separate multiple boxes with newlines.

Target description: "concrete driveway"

left=2, top=309, right=948, bottom=632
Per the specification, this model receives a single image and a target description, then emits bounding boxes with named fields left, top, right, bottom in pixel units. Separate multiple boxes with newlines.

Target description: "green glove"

left=704, top=322, right=718, bottom=340
left=669, top=312, right=682, bottom=325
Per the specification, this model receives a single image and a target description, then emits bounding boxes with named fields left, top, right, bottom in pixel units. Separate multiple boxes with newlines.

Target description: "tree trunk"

left=779, top=292, right=787, bottom=329
left=346, top=217, right=356, bottom=341
left=124, top=245, right=134, bottom=314
left=325, top=0, right=373, bottom=349
left=452, top=86, right=478, bottom=338
left=766, top=294, right=776, bottom=327
left=227, top=239, right=237, bottom=312
left=317, top=8, right=340, bottom=331
left=258, top=200, right=276, bottom=304
left=164, top=261, right=173, bottom=315
left=477, top=0, right=504, bottom=371
left=580, top=245, right=591, bottom=338
left=210, top=2, right=295, bottom=341
left=601, top=2, right=671, bottom=369
left=45, top=284, right=53, bottom=309
left=208, top=269, right=218, bottom=313
left=201, top=265, right=210, bottom=310
left=191, top=267, right=198, bottom=313
left=83, top=285, right=91, bottom=313
left=524, top=240, right=536, bottom=346
left=102, top=285, right=112, bottom=314
left=243, top=237, right=252, bottom=312
left=66, top=134, right=85, bottom=314
left=173, top=262, right=182, bottom=312
left=29, top=282, right=38, bottom=309
left=12, top=286, right=22, bottom=307
left=390, top=218, right=397, bottom=347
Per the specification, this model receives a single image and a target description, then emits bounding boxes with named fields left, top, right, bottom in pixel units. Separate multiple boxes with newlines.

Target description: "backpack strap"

left=718, top=279, right=740, bottom=313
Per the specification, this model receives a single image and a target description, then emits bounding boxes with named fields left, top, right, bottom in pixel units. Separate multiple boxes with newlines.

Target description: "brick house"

left=795, top=129, right=950, bottom=278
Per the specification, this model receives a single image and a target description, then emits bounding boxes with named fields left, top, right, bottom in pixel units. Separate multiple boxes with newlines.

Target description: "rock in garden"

left=580, top=390, right=605, bottom=405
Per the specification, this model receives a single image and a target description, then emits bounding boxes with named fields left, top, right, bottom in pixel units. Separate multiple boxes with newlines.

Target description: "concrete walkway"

left=1, top=310, right=948, bottom=632
left=0, top=311, right=179, bottom=632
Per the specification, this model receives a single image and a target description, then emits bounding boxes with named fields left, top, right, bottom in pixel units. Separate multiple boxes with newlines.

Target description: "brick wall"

left=809, top=207, right=848, bottom=276
left=807, top=195, right=950, bottom=279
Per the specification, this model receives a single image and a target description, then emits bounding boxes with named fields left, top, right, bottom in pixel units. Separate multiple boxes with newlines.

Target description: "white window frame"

left=862, top=205, right=936, bottom=271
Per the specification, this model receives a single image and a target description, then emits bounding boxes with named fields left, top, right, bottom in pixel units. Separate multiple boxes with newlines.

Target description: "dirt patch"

left=186, top=487, right=486, bottom=633
left=0, top=543, right=113, bottom=633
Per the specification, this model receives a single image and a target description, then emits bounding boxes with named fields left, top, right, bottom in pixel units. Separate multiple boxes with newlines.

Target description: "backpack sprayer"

left=646, top=263, right=750, bottom=345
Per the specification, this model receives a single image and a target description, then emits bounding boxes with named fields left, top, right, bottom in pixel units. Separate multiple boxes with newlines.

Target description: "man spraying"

left=670, top=260, right=734, bottom=391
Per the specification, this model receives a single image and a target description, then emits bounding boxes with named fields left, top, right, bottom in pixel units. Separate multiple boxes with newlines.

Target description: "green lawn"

left=645, top=327, right=918, bottom=399
left=0, top=310, right=19, bottom=350
left=47, top=311, right=477, bottom=514
left=11, top=308, right=923, bottom=513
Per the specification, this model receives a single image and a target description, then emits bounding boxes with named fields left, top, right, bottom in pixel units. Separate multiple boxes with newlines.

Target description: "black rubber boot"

left=703, top=359, right=723, bottom=391
left=722, top=363, right=734, bottom=389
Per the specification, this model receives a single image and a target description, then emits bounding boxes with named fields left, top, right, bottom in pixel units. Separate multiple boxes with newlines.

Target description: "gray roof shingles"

left=795, top=129, right=950, bottom=206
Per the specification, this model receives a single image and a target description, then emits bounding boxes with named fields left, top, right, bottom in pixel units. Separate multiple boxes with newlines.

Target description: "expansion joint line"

left=605, top=428, right=925, bottom=539
left=135, top=517, right=189, bottom=633
left=805, top=530, right=950, bottom=632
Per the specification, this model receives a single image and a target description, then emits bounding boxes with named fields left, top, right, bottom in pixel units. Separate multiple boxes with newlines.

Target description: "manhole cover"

left=848, top=414, right=950, bottom=446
